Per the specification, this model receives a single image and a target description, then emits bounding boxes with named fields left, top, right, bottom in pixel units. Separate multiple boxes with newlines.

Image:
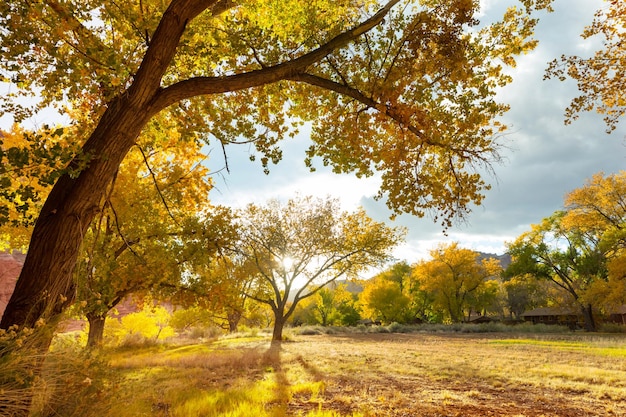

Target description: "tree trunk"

left=227, top=310, right=242, bottom=333
left=86, top=313, right=107, bottom=348
left=272, top=307, right=286, bottom=342
left=580, top=303, right=597, bottom=332
left=0, top=0, right=202, bottom=334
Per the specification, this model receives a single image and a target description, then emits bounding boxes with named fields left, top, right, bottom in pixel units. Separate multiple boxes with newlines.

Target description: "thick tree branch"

left=287, top=72, right=429, bottom=141
left=149, top=0, right=401, bottom=111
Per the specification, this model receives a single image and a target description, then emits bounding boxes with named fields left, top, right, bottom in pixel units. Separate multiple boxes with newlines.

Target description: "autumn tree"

left=180, top=255, right=259, bottom=333
left=506, top=172, right=626, bottom=330
left=506, top=212, right=607, bottom=331
left=562, top=171, right=626, bottom=315
left=359, top=261, right=426, bottom=324
left=412, top=242, right=502, bottom=323
left=74, top=132, right=240, bottom=347
left=237, top=196, right=403, bottom=341
left=360, top=275, right=412, bottom=324
left=502, top=273, right=548, bottom=319
left=295, top=284, right=360, bottom=326
left=545, top=0, right=626, bottom=132
left=1, top=0, right=554, bottom=339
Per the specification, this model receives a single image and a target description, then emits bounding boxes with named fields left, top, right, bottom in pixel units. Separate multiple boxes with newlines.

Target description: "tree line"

left=306, top=171, right=624, bottom=332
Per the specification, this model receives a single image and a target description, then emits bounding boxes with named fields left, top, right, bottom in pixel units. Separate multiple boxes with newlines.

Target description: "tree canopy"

left=1, top=0, right=553, bottom=333
left=236, top=195, right=403, bottom=340
left=545, top=0, right=626, bottom=132
left=412, top=242, right=502, bottom=323
left=505, top=171, right=626, bottom=331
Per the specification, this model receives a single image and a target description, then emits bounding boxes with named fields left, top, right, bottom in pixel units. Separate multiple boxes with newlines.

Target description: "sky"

left=207, top=0, right=625, bottom=263
left=1, top=0, right=624, bottom=265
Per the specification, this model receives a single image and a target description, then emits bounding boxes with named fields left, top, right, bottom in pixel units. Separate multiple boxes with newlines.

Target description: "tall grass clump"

left=0, top=325, right=46, bottom=416
left=0, top=322, right=109, bottom=417
left=103, top=305, right=176, bottom=347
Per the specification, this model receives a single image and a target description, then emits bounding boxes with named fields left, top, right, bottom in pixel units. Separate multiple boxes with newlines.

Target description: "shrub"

left=599, top=323, right=626, bottom=333
left=105, top=305, right=176, bottom=347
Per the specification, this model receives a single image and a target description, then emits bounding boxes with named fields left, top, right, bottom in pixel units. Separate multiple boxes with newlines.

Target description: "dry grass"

left=28, top=331, right=626, bottom=416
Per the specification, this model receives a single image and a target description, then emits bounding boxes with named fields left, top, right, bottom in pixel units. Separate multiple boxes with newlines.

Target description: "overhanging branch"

left=150, top=0, right=401, bottom=112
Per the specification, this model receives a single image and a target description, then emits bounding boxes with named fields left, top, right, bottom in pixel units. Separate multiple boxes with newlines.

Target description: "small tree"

left=502, top=274, right=549, bottom=319
left=237, top=196, right=404, bottom=341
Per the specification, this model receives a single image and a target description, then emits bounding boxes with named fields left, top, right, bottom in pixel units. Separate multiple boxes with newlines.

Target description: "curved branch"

left=149, top=0, right=401, bottom=112
left=288, top=73, right=428, bottom=141
left=136, top=144, right=179, bottom=225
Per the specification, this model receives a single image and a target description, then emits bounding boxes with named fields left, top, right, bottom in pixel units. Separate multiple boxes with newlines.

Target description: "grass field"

left=37, top=331, right=626, bottom=416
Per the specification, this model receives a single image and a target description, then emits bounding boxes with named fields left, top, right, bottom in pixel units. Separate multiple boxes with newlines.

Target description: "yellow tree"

left=562, top=171, right=626, bottom=314
left=413, top=242, right=502, bottom=323
left=0, top=0, right=553, bottom=337
left=74, top=128, right=233, bottom=347
left=545, top=0, right=626, bottom=132
left=238, top=196, right=403, bottom=341
left=360, top=275, right=411, bottom=324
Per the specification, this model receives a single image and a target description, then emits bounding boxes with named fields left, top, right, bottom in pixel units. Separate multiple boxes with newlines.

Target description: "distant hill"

left=477, top=252, right=512, bottom=269
left=329, top=279, right=364, bottom=294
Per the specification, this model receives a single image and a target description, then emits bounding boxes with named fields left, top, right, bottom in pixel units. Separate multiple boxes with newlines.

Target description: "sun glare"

left=281, top=256, right=294, bottom=270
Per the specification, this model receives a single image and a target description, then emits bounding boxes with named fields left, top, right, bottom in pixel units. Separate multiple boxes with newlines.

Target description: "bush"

left=599, top=323, right=626, bottom=333
left=104, top=305, right=176, bottom=347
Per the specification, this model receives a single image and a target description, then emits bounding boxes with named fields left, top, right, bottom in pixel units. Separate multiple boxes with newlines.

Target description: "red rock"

left=0, top=250, right=26, bottom=318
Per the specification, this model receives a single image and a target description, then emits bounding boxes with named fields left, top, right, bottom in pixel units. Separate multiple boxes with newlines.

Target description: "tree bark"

left=86, top=313, right=107, bottom=348
left=580, top=303, right=597, bottom=332
left=227, top=310, right=242, bottom=333
left=272, top=307, right=286, bottom=342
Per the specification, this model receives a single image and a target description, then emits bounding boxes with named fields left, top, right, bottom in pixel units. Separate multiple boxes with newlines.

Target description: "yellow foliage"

left=109, top=305, right=175, bottom=345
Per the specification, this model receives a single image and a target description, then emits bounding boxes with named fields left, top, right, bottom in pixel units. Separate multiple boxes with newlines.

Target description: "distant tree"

left=236, top=196, right=403, bottom=341
left=562, top=171, right=626, bottom=315
left=0, top=0, right=554, bottom=341
left=506, top=212, right=607, bottom=331
left=296, top=284, right=360, bottom=327
left=546, top=1, right=626, bottom=132
left=502, top=274, right=548, bottom=319
left=181, top=255, right=258, bottom=333
left=413, top=242, right=502, bottom=323
left=507, top=172, right=626, bottom=330
left=360, top=276, right=411, bottom=324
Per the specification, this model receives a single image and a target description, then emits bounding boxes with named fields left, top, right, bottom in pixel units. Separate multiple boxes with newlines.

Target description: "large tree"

left=412, top=242, right=502, bottom=323
left=506, top=212, right=607, bottom=331
left=562, top=171, right=626, bottom=314
left=237, top=196, right=403, bottom=341
left=1, top=0, right=552, bottom=334
left=506, top=172, right=626, bottom=331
